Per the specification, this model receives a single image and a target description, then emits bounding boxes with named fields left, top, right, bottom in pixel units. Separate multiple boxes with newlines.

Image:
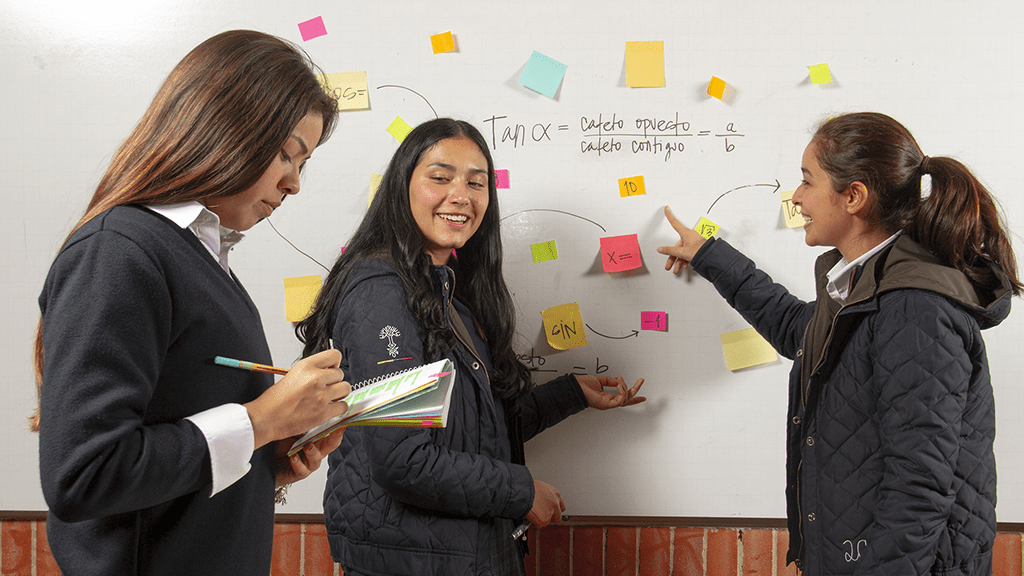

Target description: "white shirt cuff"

left=186, top=404, right=254, bottom=497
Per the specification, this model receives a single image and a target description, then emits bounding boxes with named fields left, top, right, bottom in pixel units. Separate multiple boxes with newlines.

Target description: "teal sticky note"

left=518, top=51, right=568, bottom=99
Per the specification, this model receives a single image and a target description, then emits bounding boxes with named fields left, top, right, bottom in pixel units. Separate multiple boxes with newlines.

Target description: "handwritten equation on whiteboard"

left=482, top=113, right=745, bottom=161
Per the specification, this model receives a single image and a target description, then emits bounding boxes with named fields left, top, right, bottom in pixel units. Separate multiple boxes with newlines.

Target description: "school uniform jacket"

left=323, top=257, right=587, bottom=576
left=38, top=205, right=277, bottom=576
left=690, top=235, right=1009, bottom=576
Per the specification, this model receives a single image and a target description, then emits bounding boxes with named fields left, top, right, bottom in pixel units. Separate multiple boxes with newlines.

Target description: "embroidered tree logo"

left=380, top=325, right=401, bottom=357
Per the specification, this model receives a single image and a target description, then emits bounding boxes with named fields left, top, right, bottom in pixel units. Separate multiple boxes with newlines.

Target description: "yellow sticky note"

left=625, top=41, right=665, bottom=88
left=695, top=217, right=720, bottom=240
left=387, top=116, right=414, bottom=142
left=720, top=327, right=777, bottom=371
left=368, top=174, right=383, bottom=208
left=531, top=240, right=558, bottom=263
left=542, top=302, right=588, bottom=350
left=319, top=71, right=370, bottom=111
left=809, top=63, right=832, bottom=85
left=284, top=275, right=322, bottom=322
left=707, top=76, right=726, bottom=100
left=618, top=175, right=646, bottom=197
left=781, top=190, right=803, bottom=229
left=430, top=31, right=455, bottom=54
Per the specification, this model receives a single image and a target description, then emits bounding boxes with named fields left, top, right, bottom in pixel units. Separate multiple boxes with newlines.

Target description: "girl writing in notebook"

left=35, top=30, right=351, bottom=576
left=658, top=112, right=1019, bottom=575
left=297, top=118, right=646, bottom=576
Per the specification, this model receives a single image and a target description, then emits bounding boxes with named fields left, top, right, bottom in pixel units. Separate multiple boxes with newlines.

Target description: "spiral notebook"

left=287, top=358, right=456, bottom=456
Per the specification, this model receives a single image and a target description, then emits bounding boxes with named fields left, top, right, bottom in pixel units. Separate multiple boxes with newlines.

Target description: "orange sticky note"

left=707, top=76, right=726, bottom=100
left=542, top=302, right=588, bottom=350
left=387, top=116, right=414, bottom=142
left=618, top=175, right=646, bottom=197
left=625, top=41, right=665, bottom=88
left=284, top=275, right=322, bottom=322
left=809, top=63, right=832, bottom=85
left=599, top=234, right=642, bottom=273
left=720, top=327, right=777, bottom=371
left=430, top=31, right=455, bottom=54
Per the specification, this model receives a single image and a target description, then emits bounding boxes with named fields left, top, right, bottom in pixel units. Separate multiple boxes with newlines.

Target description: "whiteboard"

left=2, top=0, right=1022, bottom=520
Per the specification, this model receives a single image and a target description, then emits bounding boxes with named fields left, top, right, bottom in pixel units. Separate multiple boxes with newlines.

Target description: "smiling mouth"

left=438, top=214, right=468, bottom=224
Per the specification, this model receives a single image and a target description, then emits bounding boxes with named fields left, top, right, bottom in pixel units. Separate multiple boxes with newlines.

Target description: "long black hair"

left=296, top=118, right=534, bottom=404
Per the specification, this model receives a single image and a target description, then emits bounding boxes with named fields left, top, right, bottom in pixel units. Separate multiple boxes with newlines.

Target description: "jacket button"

left=444, top=282, right=449, bottom=290
left=472, top=362, right=480, bottom=370
left=805, top=436, right=814, bottom=446
left=796, top=349, right=803, bottom=357
left=792, top=416, right=801, bottom=425
left=807, top=512, right=816, bottom=522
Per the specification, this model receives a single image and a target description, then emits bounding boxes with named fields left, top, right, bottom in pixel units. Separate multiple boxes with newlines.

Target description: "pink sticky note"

left=599, top=234, right=643, bottom=273
left=495, top=169, right=510, bottom=189
left=298, top=16, right=328, bottom=42
left=641, top=311, right=667, bottom=331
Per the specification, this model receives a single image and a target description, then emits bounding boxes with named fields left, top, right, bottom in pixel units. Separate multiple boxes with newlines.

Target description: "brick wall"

left=3, top=519, right=1022, bottom=575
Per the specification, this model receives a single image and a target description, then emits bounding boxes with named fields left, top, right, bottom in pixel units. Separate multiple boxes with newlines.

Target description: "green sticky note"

left=809, top=63, right=832, bottom=85
left=387, top=116, right=414, bottom=142
left=531, top=240, right=558, bottom=263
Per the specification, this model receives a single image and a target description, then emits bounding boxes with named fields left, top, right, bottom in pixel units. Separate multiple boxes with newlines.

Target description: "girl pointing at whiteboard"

left=659, top=112, right=1019, bottom=576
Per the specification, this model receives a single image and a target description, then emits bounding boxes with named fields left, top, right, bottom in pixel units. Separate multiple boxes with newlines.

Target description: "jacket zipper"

left=444, top=267, right=491, bottom=386
left=796, top=293, right=870, bottom=568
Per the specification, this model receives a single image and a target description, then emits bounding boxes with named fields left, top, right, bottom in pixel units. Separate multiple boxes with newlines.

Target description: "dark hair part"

left=296, top=118, right=534, bottom=405
left=812, top=112, right=1020, bottom=296
left=31, top=29, right=339, bottom=430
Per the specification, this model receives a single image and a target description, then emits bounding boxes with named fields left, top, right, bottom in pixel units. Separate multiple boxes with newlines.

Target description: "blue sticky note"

left=518, top=51, right=568, bottom=99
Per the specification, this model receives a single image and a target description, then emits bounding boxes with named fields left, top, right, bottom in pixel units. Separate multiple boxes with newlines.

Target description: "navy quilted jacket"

left=322, top=258, right=587, bottom=576
left=691, top=235, right=1010, bottom=576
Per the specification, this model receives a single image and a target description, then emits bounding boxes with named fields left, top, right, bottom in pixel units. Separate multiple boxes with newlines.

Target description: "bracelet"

left=275, top=484, right=290, bottom=505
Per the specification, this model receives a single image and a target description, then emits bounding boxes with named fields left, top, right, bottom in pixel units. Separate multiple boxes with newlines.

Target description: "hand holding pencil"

left=241, top=349, right=351, bottom=452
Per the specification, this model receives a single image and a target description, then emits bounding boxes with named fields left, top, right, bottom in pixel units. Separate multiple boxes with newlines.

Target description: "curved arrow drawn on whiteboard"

left=376, top=84, right=439, bottom=118
left=706, top=179, right=782, bottom=214
left=501, top=209, right=607, bottom=232
left=585, top=324, right=640, bottom=340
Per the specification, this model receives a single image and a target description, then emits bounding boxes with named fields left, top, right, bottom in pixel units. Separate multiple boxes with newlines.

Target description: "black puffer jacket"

left=322, top=258, right=587, bottom=576
left=691, top=235, right=1010, bottom=576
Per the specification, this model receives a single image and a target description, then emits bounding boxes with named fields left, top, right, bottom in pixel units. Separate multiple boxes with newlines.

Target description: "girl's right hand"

left=656, top=206, right=708, bottom=274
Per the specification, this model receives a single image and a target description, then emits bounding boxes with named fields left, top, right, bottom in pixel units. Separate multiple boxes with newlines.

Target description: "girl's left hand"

left=274, top=429, right=345, bottom=488
left=575, top=375, right=646, bottom=410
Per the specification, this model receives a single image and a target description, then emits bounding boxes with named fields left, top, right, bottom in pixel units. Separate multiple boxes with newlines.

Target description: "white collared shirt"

left=145, top=202, right=255, bottom=497
left=826, top=231, right=902, bottom=303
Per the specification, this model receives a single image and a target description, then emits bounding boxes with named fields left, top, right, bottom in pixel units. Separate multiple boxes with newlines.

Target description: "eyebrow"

left=290, top=134, right=310, bottom=155
left=428, top=162, right=488, bottom=176
left=801, top=167, right=811, bottom=176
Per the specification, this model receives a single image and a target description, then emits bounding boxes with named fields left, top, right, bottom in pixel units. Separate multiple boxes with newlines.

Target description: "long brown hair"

left=31, top=29, right=339, bottom=430
left=812, top=112, right=1021, bottom=296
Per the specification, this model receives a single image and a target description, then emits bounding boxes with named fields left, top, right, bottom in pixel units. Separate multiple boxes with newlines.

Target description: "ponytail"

left=813, top=112, right=1021, bottom=296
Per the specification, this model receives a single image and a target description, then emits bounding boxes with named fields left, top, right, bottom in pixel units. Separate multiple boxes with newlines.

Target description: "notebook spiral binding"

left=352, top=365, right=421, bottom=390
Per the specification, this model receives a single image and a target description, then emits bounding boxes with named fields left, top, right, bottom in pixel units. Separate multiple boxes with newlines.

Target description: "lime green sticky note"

left=720, top=327, right=777, bottom=371
left=284, top=275, right=322, bottom=322
left=707, top=76, right=726, bottom=100
left=625, top=41, right=665, bottom=88
left=542, top=302, right=588, bottom=350
left=695, top=216, right=720, bottom=239
left=809, top=63, right=832, bottom=85
left=387, top=116, right=414, bottom=142
left=368, top=174, right=383, bottom=208
left=531, top=240, right=559, bottom=263
left=781, top=189, right=803, bottom=229
left=319, top=71, right=369, bottom=111
left=430, top=31, right=455, bottom=54
left=618, top=175, right=646, bottom=197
